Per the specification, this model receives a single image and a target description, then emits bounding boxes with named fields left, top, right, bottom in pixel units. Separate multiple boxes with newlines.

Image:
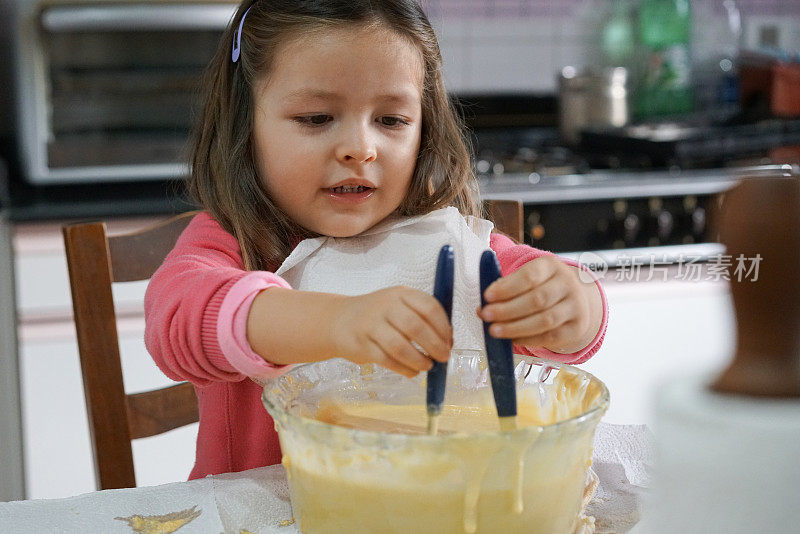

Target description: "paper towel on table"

left=275, top=206, right=494, bottom=351
left=0, top=476, right=225, bottom=533
left=0, top=423, right=653, bottom=533
left=587, top=423, right=654, bottom=534
left=212, top=466, right=294, bottom=532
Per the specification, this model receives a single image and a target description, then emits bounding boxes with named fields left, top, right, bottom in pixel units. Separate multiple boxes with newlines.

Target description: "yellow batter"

left=317, top=402, right=524, bottom=434
left=274, top=368, right=605, bottom=534
left=317, top=366, right=601, bottom=434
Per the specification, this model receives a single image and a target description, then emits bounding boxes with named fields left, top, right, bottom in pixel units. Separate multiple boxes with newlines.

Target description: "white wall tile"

left=439, top=37, right=468, bottom=91
left=433, top=15, right=586, bottom=93
left=557, top=14, right=592, bottom=42
left=432, top=3, right=800, bottom=95
left=553, top=42, right=591, bottom=73
left=465, top=39, right=555, bottom=93
left=742, top=15, right=800, bottom=51
left=432, top=17, right=471, bottom=41
left=466, top=16, right=557, bottom=42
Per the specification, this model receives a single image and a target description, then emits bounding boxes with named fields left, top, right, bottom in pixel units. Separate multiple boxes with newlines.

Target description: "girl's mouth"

left=328, top=185, right=375, bottom=203
left=331, top=185, right=370, bottom=194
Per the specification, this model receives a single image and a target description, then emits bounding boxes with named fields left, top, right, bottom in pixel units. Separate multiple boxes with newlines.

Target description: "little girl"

left=145, top=0, right=608, bottom=480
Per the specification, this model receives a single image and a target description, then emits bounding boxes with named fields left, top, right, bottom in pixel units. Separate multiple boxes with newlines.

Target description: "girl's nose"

left=336, top=123, right=377, bottom=163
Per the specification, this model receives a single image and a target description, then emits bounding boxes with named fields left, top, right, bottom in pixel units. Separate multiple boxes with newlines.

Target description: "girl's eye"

left=295, top=115, right=332, bottom=126
left=378, top=116, right=410, bottom=128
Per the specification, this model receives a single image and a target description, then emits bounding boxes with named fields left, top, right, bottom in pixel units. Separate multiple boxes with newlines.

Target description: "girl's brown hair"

left=188, top=0, right=480, bottom=271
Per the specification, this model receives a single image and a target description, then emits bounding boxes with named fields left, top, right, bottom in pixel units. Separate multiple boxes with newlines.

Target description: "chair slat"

left=126, top=383, right=199, bottom=440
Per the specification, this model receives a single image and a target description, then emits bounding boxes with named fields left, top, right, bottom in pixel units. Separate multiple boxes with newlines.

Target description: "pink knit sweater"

left=144, top=212, right=608, bottom=480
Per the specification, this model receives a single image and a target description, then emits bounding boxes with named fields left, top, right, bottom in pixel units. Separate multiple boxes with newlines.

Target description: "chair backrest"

left=62, top=211, right=200, bottom=490
left=61, top=201, right=522, bottom=490
left=483, top=198, right=524, bottom=243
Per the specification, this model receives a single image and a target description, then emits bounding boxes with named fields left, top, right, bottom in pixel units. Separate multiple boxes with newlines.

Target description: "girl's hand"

left=330, top=287, right=453, bottom=378
left=477, top=256, right=602, bottom=354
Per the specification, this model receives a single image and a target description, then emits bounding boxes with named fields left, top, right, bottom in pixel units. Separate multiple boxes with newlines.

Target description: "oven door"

left=15, top=2, right=237, bottom=184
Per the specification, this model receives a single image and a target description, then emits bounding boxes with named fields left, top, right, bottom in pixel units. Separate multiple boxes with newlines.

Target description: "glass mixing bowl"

left=261, top=350, right=609, bottom=534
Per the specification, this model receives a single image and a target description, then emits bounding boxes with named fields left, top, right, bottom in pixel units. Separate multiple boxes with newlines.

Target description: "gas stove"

left=472, top=124, right=799, bottom=265
left=473, top=119, right=800, bottom=183
left=481, top=163, right=797, bottom=265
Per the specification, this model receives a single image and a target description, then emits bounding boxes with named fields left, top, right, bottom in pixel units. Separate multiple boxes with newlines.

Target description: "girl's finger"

left=399, top=291, right=454, bottom=345
left=386, top=310, right=451, bottom=363
left=513, top=321, right=584, bottom=352
left=366, top=337, right=422, bottom=379
left=488, top=297, right=576, bottom=339
left=480, top=278, right=568, bottom=322
left=484, top=257, right=558, bottom=302
left=369, top=324, right=434, bottom=373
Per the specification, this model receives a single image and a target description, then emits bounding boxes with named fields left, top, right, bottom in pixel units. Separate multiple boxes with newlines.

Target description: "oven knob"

left=527, top=211, right=545, bottom=242
left=593, top=218, right=612, bottom=249
left=623, top=213, right=641, bottom=246
left=657, top=210, right=674, bottom=242
left=647, top=197, right=673, bottom=245
left=609, top=200, right=628, bottom=248
left=691, top=206, right=706, bottom=239
left=613, top=199, right=627, bottom=217
left=681, top=196, right=706, bottom=243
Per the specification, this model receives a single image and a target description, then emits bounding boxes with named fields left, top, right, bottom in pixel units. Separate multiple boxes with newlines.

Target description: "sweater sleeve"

left=144, top=212, right=291, bottom=386
left=489, top=233, right=608, bottom=365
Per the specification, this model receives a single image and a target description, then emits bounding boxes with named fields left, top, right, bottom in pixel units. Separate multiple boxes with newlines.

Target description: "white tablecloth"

left=0, top=423, right=651, bottom=533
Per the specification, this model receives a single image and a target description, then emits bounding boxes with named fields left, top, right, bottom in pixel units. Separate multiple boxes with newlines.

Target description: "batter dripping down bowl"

left=261, top=350, right=609, bottom=534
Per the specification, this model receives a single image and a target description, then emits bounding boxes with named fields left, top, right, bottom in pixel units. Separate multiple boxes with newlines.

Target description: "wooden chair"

left=61, top=200, right=521, bottom=490
left=62, top=211, right=200, bottom=490
left=483, top=198, right=524, bottom=243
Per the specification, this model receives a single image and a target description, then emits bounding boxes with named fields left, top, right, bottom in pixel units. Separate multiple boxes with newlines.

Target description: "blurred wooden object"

left=710, top=177, right=800, bottom=397
left=63, top=211, right=200, bottom=490
left=483, top=199, right=524, bottom=243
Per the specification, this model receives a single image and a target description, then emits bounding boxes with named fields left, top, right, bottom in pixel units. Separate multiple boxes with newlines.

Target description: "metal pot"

left=558, top=66, right=630, bottom=144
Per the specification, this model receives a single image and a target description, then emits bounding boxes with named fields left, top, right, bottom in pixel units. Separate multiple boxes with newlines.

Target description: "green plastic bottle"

left=602, top=0, right=636, bottom=66
left=636, top=0, right=693, bottom=117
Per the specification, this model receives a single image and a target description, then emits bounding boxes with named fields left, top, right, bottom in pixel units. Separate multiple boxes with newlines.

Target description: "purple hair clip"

left=232, top=6, right=253, bottom=63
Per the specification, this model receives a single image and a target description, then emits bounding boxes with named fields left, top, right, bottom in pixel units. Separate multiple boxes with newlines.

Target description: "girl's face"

left=253, top=24, right=424, bottom=237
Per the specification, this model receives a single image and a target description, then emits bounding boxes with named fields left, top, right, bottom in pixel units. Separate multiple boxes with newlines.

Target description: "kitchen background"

left=431, top=0, right=800, bottom=94
left=0, top=0, right=798, bottom=504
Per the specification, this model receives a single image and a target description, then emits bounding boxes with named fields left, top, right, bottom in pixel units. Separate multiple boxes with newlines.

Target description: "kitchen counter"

left=479, top=163, right=798, bottom=204
left=6, top=164, right=792, bottom=224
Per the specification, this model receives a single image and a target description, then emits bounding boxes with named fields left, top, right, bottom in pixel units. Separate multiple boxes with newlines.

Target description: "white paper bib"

left=275, top=207, right=494, bottom=351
